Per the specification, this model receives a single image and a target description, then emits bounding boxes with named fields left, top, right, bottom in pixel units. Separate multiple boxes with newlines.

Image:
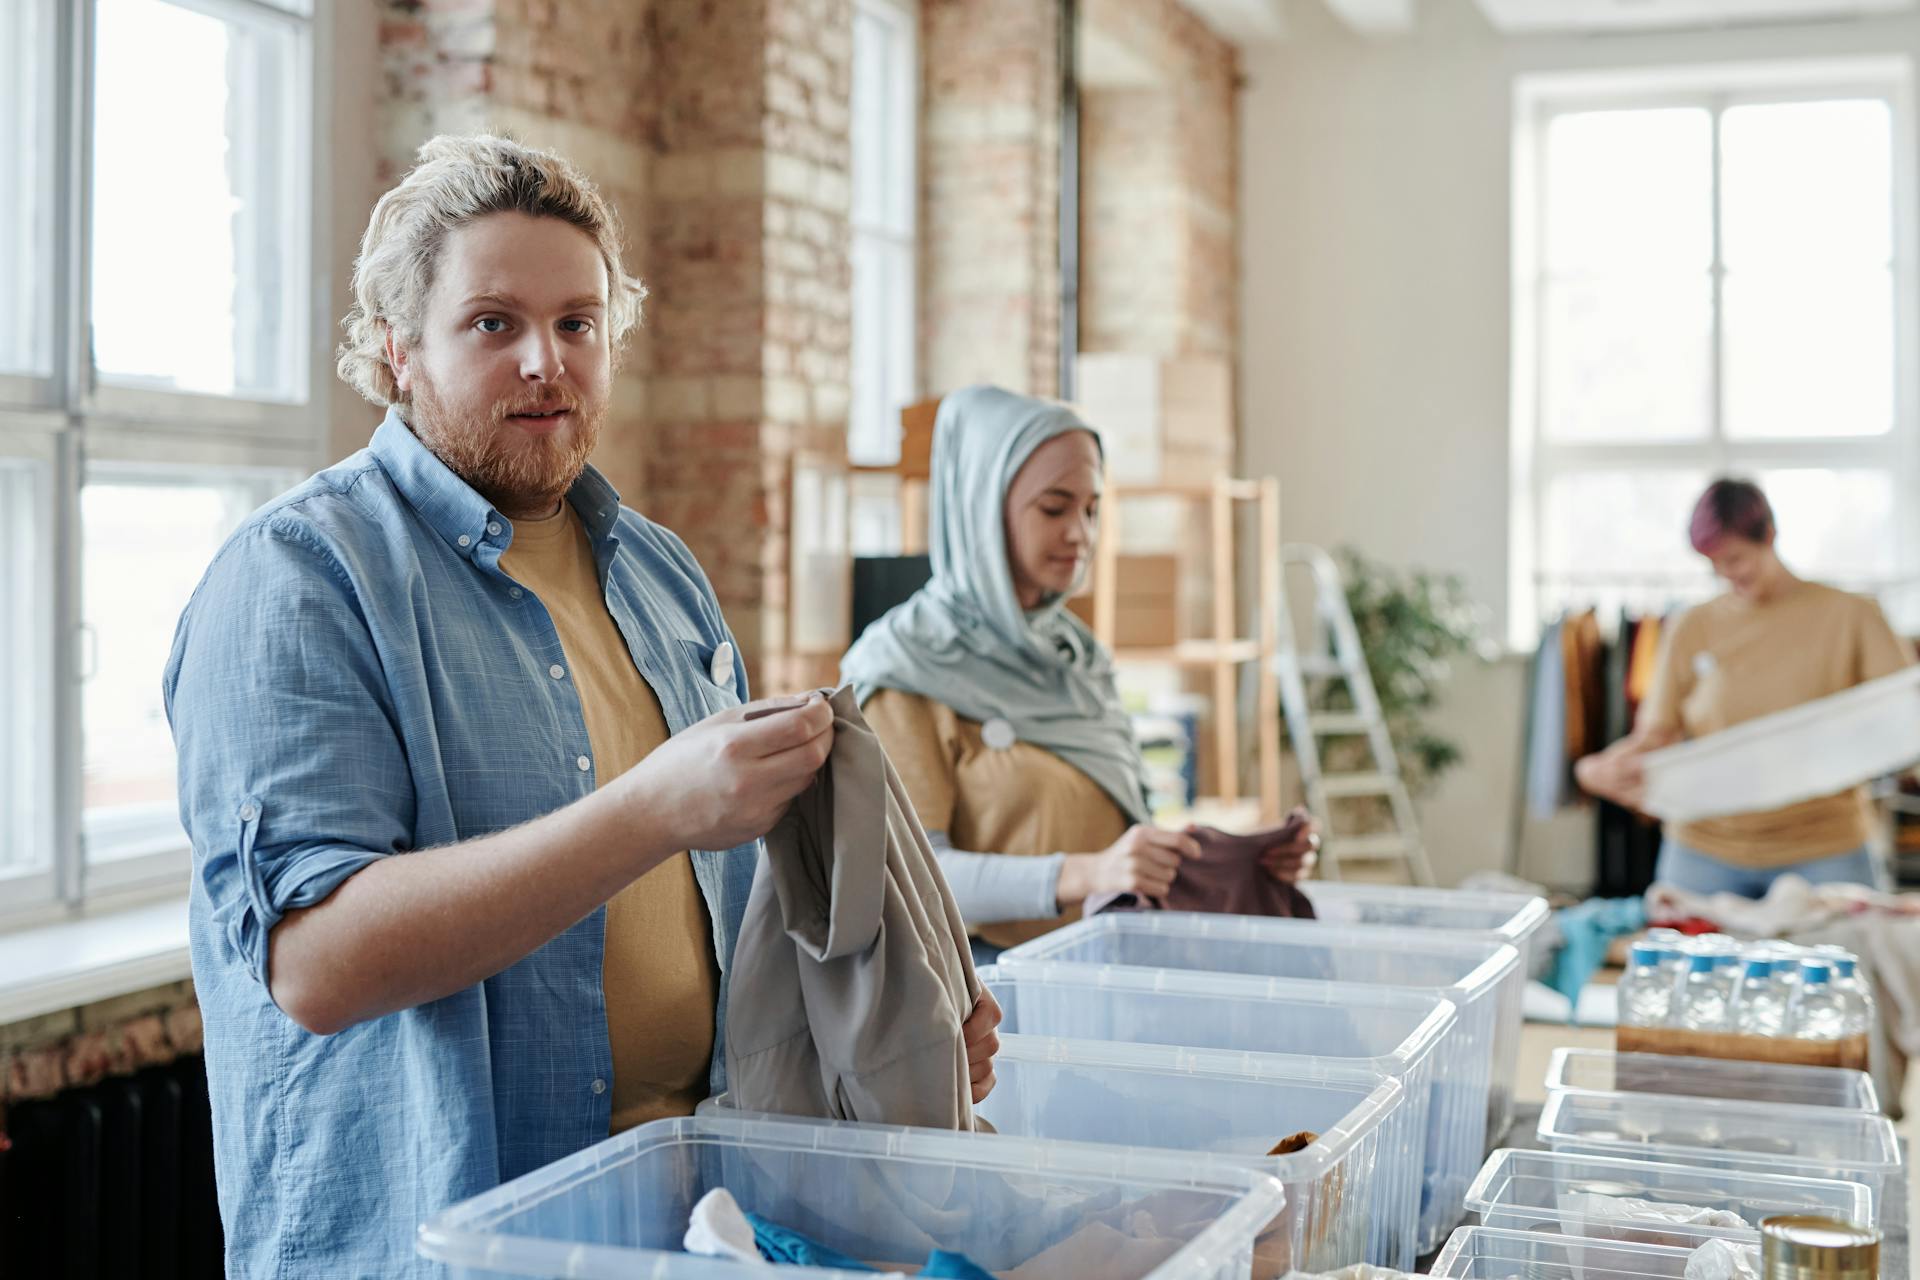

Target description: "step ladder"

left=1274, top=544, right=1435, bottom=885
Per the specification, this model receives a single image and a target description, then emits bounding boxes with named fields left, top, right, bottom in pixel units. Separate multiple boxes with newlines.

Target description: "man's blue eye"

left=476, top=317, right=506, bottom=333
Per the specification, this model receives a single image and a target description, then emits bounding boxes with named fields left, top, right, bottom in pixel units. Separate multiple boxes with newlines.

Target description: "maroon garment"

left=1085, top=821, right=1318, bottom=920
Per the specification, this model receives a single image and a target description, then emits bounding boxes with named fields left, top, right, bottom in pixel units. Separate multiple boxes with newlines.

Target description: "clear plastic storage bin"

left=978, top=961, right=1470, bottom=1265
left=1546, top=1048, right=1881, bottom=1113
left=1537, top=1089, right=1905, bottom=1233
left=1300, top=882, right=1552, bottom=979
left=972, top=1033, right=1415, bottom=1274
left=415, top=1112, right=1286, bottom=1280
left=1466, top=1148, right=1875, bottom=1251
left=1429, top=1226, right=1697, bottom=1278
left=1003, top=912, right=1526, bottom=1181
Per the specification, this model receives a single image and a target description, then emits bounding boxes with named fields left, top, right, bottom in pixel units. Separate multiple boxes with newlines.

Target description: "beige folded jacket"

left=726, top=685, right=982, bottom=1130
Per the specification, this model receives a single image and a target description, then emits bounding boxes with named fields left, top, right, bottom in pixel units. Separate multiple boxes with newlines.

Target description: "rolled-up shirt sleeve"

left=164, top=521, right=414, bottom=996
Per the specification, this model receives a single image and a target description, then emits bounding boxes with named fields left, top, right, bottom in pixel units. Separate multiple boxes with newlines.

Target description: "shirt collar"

left=369, top=407, right=624, bottom=558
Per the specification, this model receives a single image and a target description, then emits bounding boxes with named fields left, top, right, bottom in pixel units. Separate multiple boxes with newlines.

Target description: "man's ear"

left=384, top=324, right=413, bottom=395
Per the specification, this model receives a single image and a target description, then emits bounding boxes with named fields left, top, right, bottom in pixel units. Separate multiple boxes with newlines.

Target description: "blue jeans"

left=1655, top=839, right=1882, bottom=899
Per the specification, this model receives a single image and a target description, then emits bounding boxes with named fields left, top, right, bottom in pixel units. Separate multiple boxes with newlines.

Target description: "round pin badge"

left=982, top=717, right=1017, bottom=751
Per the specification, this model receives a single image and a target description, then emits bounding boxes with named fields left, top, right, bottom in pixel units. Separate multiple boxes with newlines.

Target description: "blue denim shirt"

left=163, top=410, right=757, bottom=1278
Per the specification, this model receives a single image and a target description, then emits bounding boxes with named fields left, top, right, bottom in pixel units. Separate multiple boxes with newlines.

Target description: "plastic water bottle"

left=1729, top=956, right=1785, bottom=1037
left=1788, top=961, right=1848, bottom=1041
left=1720, top=955, right=1751, bottom=1005
left=1672, top=954, right=1731, bottom=1031
left=1765, top=944, right=1804, bottom=1008
left=1821, top=951, right=1876, bottom=1039
left=1619, top=944, right=1674, bottom=1027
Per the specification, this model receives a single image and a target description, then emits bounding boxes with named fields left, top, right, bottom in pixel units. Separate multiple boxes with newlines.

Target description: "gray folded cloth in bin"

left=726, top=685, right=982, bottom=1130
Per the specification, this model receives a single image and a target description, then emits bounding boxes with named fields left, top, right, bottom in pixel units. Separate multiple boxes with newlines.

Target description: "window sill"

left=0, top=895, right=191, bottom=1026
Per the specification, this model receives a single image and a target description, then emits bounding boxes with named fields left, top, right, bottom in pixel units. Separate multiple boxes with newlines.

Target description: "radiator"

left=0, top=1055, right=223, bottom=1278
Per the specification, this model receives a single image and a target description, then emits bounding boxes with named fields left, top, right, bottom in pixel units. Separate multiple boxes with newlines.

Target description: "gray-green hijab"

left=841, top=384, right=1150, bottom=823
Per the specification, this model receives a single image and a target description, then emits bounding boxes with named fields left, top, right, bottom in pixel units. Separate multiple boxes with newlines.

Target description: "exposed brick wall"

left=920, top=0, right=1064, bottom=398
left=1, top=980, right=201, bottom=1106
left=373, top=0, right=658, bottom=506
left=644, top=0, right=853, bottom=695
left=1079, top=0, right=1239, bottom=361
left=370, top=0, right=853, bottom=693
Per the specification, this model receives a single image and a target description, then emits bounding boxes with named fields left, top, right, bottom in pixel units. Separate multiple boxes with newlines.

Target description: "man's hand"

left=619, top=693, right=835, bottom=851
left=963, top=989, right=1002, bottom=1105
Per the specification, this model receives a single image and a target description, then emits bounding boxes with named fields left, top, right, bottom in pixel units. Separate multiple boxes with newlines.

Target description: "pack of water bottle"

left=1616, top=930, right=1876, bottom=1042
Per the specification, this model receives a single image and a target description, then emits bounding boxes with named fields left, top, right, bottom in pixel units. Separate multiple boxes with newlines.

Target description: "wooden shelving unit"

left=1089, top=474, right=1283, bottom=822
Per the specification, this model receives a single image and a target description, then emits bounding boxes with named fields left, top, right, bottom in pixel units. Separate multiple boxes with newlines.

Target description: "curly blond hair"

left=337, top=133, right=647, bottom=406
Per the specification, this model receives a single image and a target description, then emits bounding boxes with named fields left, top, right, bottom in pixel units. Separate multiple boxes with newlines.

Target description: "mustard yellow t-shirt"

left=499, top=502, right=718, bottom=1134
left=1640, top=579, right=1913, bottom=867
left=862, top=688, right=1130, bottom=950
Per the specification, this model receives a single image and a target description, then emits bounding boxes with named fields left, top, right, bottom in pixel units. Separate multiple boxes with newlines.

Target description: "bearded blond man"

left=165, top=133, right=1000, bottom=1277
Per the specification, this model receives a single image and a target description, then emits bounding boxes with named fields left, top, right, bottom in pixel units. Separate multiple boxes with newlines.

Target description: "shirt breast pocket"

left=680, top=637, right=744, bottom=720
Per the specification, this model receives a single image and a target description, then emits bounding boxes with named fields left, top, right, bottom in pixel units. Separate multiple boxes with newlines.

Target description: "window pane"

left=1758, top=468, right=1898, bottom=583
left=0, top=0, right=54, bottom=379
left=82, top=469, right=290, bottom=864
left=848, top=232, right=901, bottom=465
left=91, top=0, right=304, bottom=401
left=1724, top=269, right=1893, bottom=439
left=1545, top=109, right=1712, bottom=274
left=1543, top=274, right=1712, bottom=441
left=0, top=460, right=53, bottom=878
left=1539, top=470, right=1713, bottom=618
left=851, top=7, right=892, bottom=231
left=1722, top=99, right=1892, bottom=271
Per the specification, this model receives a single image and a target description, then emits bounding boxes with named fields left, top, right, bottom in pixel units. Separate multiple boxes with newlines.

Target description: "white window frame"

left=0, top=0, right=332, bottom=927
left=848, top=0, right=919, bottom=469
left=1509, top=57, right=1920, bottom=648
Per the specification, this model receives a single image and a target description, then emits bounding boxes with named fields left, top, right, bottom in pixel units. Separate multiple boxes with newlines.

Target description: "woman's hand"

left=1055, top=825, right=1199, bottom=909
left=1261, top=806, right=1321, bottom=883
left=1575, top=748, right=1647, bottom=810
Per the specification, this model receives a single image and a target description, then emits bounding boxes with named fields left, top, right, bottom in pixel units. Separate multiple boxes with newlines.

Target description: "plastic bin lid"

left=1466, top=1148, right=1877, bottom=1228
left=1538, top=1090, right=1903, bottom=1171
left=1545, top=1048, right=1881, bottom=1112
left=992, top=1031, right=1406, bottom=1170
left=417, top=1112, right=1289, bottom=1278
left=1301, top=881, right=1552, bottom=941
left=1430, top=1225, right=1697, bottom=1277
left=1007, top=912, right=1522, bottom=1000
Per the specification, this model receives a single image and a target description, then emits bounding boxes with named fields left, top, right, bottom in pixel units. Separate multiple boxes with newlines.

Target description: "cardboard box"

left=1617, top=1026, right=1870, bottom=1072
left=1072, top=353, right=1235, bottom=485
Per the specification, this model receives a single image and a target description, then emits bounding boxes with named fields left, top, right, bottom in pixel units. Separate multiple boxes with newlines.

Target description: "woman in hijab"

left=842, top=385, right=1319, bottom=964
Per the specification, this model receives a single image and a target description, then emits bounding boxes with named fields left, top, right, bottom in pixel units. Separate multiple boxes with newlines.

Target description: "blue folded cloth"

left=746, top=1212, right=997, bottom=1277
left=1547, top=896, right=1647, bottom=1005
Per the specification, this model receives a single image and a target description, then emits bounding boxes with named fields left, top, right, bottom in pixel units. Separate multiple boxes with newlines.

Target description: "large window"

left=848, top=0, right=918, bottom=471
left=1511, top=61, right=1918, bottom=645
left=0, top=0, right=323, bottom=921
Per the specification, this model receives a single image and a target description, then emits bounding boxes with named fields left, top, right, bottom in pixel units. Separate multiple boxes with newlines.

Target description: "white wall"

left=1237, top=0, right=1920, bottom=888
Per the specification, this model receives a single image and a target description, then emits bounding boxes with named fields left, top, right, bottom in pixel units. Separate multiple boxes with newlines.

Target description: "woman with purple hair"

left=1575, top=479, right=1914, bottom=897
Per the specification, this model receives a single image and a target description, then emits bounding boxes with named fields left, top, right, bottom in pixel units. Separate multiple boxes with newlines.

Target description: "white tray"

left=1641, top=664, right=1920, bottom=823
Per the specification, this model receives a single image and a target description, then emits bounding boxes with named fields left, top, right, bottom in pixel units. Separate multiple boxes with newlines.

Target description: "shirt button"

left=549, top=664, right=566, bottom=680
left=590, top=1078, right=607, bottom=1095
left=456, top=534, right=471, bottom=548
left=487, top=521, right=502, bottom=537
left=576, top=755, right=591, bottom=772
left=238, top=802, right=259, bottom=821
left=711, top=641, right=735, bottom=688
left=510, top=587, right=523, bottom=599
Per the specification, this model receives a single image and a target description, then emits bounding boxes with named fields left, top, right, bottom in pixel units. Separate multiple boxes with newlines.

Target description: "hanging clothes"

left=726, top=686, right=982, bottom=1131
left=1526, top=619, right=1571, bottom=819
